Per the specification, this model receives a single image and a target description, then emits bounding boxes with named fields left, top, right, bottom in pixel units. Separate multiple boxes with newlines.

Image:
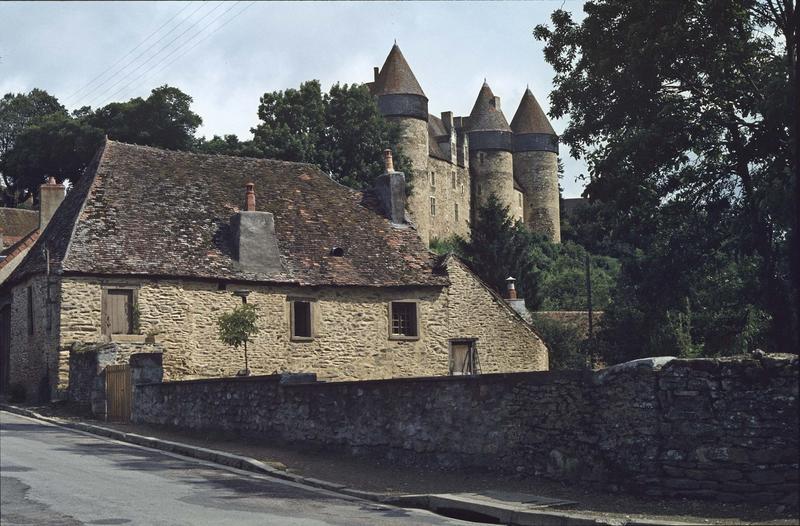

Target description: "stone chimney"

left=230, top=183, right=282, bottom=274
left=373, top=66, right=380, bottom=82
left=504, top=276, right=532, bottom=322
left=39, top=177, right=65, bottom=229
left=374, top=149, right=406, bottom=224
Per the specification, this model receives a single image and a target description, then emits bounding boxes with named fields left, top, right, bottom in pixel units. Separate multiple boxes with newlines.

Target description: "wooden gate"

left=106, top=364, right=132, bottom=422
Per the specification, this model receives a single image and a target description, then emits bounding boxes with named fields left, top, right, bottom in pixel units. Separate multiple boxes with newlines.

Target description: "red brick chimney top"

left=383, top=149, right=394, bottom=173
left=245, top=183, right=256, bottom=211
left=505, top=276, right=517, bottom=300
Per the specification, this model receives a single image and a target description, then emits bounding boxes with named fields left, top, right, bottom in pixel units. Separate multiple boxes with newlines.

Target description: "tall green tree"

left=535, top=0, right=797, bottom=354
left=1, top=85, right=202, bottom=205
left=252, top=80, right=411, bottom=190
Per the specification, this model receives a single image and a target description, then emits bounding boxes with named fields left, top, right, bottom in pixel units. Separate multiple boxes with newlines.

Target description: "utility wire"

left=129, top=2, right=254, bottom=92
left=100, top=1, right=250, bottom=106
left=79, top=1, right=218, bottom=108
left=63, top=2, right=193, bottom=105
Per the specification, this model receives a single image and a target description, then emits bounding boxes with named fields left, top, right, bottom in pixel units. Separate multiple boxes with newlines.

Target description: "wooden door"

left=107, top=290, right=132, bottom=334
left=106, top=364, right=132, bottom=422
left=450, top=343, right=470, bottom=375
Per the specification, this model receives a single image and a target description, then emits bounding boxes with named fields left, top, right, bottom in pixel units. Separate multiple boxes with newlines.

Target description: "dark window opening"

left=27, top=286, right=34, bottom=336
left=292, top=301, right=312, bottom=339
left=330, top=247, right=345, bottom=257
left=391, top=302, right=418, bottom=338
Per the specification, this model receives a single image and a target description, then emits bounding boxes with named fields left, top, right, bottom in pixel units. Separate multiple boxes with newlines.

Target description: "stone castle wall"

left=515, top=150, right=560, bottom=242
left=391, top=116, right=433, bottom=244
left=470, top=150, right=521, bottom=222
left=425, top=157, right=471, bottom=242
left=133, top=354, right=798, bottom=505
left=52, top=259, right=545, bottom=384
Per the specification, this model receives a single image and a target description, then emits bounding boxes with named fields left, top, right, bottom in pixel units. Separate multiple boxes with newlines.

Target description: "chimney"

left=492, top=96, right=501, bottom=111
left=374, top=66, right=380, bottom=82
left=441, top=111, right=453, bottom=134
left=505, top=276, right=517, bottom=300
left=230, top=183, right=282, bottom=274
left=374, top=149, right=406, bottom=224
left=39, top=177, right=65, bottom=229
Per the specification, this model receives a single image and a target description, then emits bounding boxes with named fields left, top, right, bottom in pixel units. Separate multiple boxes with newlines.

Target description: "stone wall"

left=514, top=150, right=560, bottom=242
left=425, top=157, right=471, bottom=243
left=5, top=274, right=61, bottom=401
left=133, top=354, right=798, bottom=505
left=55, top=259, right=546, bottom=383
left=470, top=150, right=520, bottom=222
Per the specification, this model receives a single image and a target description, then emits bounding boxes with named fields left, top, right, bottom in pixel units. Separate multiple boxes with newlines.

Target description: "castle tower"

left=371, top=44, right=433, bottom=241
left=467, top=82, right=519, bottom=221
left=511, top=88, right=560, bottom=242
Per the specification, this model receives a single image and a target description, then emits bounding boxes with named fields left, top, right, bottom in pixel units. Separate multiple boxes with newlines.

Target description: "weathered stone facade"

left=7, top=257, right=546, bottom=398
left=514, top=150, right=560, bottom=242
left=469, top=149, right=521, bottom=222
left=133, top=354, right=799, bottom=505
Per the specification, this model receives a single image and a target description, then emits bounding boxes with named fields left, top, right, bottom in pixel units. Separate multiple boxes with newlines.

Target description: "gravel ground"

left=23, top=402, right=800, bottom=526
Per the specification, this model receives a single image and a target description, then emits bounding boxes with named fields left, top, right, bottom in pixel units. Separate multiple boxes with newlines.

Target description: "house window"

left=390, top=301, right=419, bottom=339
left=454, top=203, right=459, bottom=222
left=102, top=288, right=137, bottom=336
left=27, top=286, right=34, bottom=336
left=451, top=171, right=457, bottom=189
left=430, top=197, right=436, bottom=217
left=291, top=300, right=313, bottom=340
left=430, top=171, right=436, bottom=187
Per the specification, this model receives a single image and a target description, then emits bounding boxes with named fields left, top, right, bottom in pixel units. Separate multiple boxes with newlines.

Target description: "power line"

left=100, top=2, right=250, bottom=106
left=63, top=2, right=194, bottom=105
left=86, top=1, right=228, bottom=108
left=75, top=1, right=216, bottom=108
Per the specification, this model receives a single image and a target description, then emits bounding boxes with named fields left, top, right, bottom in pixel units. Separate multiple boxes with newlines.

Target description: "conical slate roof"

left=468, top=82, right=512, bottom=133
left=372, top=44, right=426, bottom=98
left=511, top=88, right=556, bottom=135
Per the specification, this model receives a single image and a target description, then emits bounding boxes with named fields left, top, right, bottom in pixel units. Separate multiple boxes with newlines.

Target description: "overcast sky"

left=1, top=1, right=588, bottom=197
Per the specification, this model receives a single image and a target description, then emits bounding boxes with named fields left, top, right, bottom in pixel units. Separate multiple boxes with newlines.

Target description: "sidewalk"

left=2, top=402, right=796, bottom=526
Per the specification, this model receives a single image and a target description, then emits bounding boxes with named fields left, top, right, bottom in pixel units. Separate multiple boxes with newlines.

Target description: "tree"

left=251, top=80, right=411, bottom=190
left=535, top=0, right=797, bottom=354
left=0, top=89, right=66, bottom=205
left=217, top=303, right=260, bottom=375
left=457, top=195, right=542, bottom=309
left=195, top=134, right=261, bottom=157
left=1, top=85, right=202, bottom=204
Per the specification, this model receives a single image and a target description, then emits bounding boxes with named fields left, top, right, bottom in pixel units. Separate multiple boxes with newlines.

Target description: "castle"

left=367, top=44, right=561, bottom=245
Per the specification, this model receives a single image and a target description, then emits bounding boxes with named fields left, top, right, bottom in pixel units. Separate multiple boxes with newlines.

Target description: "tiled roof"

left=0, top=229, right=39, bottom=272
left=468, top=82, right=512, bottom=133
left=511, top=88, right=556, bottom=135
left=0, top=208, right=38, bottom=243
left=372, top=44, right=426, bottom=98
left=6, top=140, right=448, bottom=288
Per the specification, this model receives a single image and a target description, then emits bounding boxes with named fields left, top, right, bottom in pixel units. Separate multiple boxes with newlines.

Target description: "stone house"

left=0, top=139, right=548, bottom=400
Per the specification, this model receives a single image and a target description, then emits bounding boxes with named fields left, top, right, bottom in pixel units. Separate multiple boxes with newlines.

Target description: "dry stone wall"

left=133, top=354, right=798, bottom=505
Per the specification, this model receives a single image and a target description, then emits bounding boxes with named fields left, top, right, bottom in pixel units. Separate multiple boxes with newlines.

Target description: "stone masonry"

left=133, top=354, right=799, bottom=506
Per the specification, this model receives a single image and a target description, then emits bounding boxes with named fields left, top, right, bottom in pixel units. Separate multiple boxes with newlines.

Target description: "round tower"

left=371, top=44, right=429, bottom=179
left=511, top=88, right=560, bottom=242
left=467, top=82, right=518, bottom=221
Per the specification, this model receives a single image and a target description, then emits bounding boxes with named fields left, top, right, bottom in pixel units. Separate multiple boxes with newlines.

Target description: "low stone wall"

left=133, top=354, right=799, bottom=505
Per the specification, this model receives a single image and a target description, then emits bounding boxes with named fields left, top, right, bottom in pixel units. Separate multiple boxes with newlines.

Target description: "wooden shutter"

left=107, top=290, right=132, bottom=334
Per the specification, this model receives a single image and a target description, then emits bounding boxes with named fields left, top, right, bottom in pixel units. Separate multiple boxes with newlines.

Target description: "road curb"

left=0, top=404, right=706, bottom=526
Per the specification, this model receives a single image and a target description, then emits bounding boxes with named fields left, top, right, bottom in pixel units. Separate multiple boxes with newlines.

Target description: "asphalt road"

left=0, top=411, right=470, bottom=526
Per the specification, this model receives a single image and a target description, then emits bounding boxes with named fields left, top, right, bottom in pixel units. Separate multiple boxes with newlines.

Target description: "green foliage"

left=195, top=134, right=261, bottom=157
left=429, top=236, right=461, bottom=256
left=535, top=0, right=797, bottom=357
left=1, top=86, right=202, bottom=206
left=251, top=80, right=412, bottom=190
left=458, top=195, right=542, bottom=309
left=530, top=314, right=589, bottom=370
left=217, top=303, right=260, bottom=350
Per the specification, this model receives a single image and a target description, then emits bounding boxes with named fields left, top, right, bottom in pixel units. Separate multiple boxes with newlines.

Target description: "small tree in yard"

left=217, top=304, right=260, bottom=376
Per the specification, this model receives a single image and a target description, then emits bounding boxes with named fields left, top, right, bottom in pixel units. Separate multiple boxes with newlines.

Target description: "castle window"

left=430, top=197, right=436, bottom=217
left=519, top=194, right=523, bottom=206
left=477, top=184, right=482, bottom=196
left=451, top=171, right=457, bottom=189
left=454, top=203, right=459, bottom=222
left=290, top=300, right=314, bottom=340
left=479, top=152, right=485, bottom=165
left=389, top=301, right=419, bottom=339
left=430, top=171, right=435, bottom=187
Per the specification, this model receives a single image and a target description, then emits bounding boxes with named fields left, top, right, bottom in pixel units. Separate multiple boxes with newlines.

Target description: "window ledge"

left=110, top=334, right=147, bottom=343
left=290, top=336, right=315, bottom=343
left=389, top=335, right=420, bottom=342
